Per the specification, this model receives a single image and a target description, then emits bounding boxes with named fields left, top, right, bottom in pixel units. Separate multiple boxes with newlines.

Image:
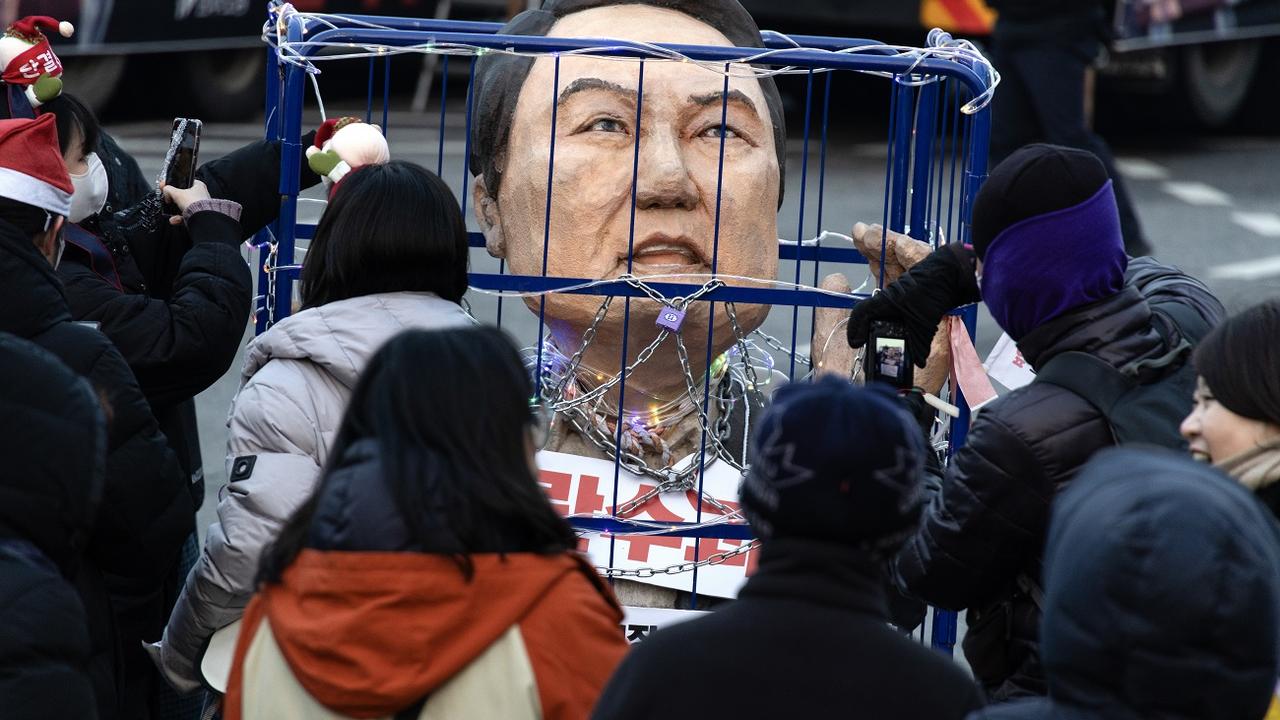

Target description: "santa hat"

left=0, top=114, right=74, bottom=217
left=1, top=16, right=74, bottom=108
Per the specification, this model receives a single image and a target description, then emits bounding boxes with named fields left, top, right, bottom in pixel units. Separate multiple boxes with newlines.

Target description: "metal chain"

left=725, top=302, right=761, bottom=390
left=551, top=295, right=614, bottom=402
left=673, top=332, right=744, bottom=475
left=536, top=275, right=746, bottom=539
left=263, top=242, right=279, bottom=328
left=595, top=539, right=760, bottom=578
left=754, top=329, right=813, bottom=367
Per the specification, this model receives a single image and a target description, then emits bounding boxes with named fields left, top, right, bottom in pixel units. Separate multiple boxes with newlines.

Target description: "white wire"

left=465, top=272, right=870, bottom=302
left=265, top=9, right=1000, bottom=113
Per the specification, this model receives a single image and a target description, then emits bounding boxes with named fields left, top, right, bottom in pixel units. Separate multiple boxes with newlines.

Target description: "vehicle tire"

left=60, top=55, right=126, bottom=112
left=183, top=49, right=265, bottom=122
left=1180, top=40, right=1263, bottom=128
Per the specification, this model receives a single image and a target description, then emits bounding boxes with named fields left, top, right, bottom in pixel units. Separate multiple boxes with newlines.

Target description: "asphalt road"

left=104, top=106, right=1280, bottom=540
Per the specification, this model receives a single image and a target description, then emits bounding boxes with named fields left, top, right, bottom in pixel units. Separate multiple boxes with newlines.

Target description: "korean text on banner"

left=536, top=450, right=758, bottom=599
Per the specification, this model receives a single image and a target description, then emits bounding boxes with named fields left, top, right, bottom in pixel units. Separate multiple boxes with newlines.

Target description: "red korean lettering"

left=574, top=474, right=606, bottom=515
left=538, top=470, right=572, bottom=517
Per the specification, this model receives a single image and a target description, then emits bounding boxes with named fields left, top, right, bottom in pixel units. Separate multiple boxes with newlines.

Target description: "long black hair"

left=42, top=93, right=101, bottom=158
left=1194, top=298, right=1280, bottom=427
left=258, top=325, right=575, bottom=584
left=300, top=160, right=470, bottom=309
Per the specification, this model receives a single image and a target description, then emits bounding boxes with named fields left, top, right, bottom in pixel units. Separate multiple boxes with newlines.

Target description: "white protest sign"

left=620, top=606, right=708, bottom=643
left=536, top=450, right=758, bottom=599
left=983, top=332, right=1037, bottom=391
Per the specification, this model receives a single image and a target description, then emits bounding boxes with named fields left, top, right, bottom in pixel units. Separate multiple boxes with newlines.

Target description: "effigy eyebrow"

left=557, top=77, right=637, bottom=107
left=687, top=89, right=758, bottom=116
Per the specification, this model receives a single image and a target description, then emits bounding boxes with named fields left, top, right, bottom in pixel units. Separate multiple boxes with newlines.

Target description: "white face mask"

left=68, top=152, right=108, bottom=223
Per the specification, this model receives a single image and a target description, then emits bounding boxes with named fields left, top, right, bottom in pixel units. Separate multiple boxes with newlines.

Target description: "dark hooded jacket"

left=223, top=440, right=628, bottom=720
left=970, top=448, right=1280, bottom=720
left=893, top=257, right=1224, bottom=700
left=0, top=217, right=193, bottom=720
left=0, top=333, right=106, bottom=720
left=56, top=134, right=319, bottom=500
left=592, top=538, right=985, bottom=720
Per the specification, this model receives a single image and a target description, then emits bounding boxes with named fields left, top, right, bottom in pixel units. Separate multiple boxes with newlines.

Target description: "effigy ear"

left=473, top=176, right=507, bottom=259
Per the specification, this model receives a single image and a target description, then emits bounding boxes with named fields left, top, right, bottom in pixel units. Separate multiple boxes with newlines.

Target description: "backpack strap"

left=1034, top=350, right=1135, bottom=427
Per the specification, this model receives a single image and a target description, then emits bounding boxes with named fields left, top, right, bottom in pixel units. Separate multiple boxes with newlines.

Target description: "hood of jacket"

left=243, top=291, right=473, bottom=389
left=252, top=549, right=619, bottom=717
left=1039, top=448, right=1280, bottom=720
left=0, top=219, right=74, bottom=339
left=0, top=333, right=105, bottom=576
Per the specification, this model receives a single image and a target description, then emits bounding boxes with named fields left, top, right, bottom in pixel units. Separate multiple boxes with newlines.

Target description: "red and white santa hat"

left=0, top=114, right=73, bottom=217
left=0, top=16, right=73, bottom=88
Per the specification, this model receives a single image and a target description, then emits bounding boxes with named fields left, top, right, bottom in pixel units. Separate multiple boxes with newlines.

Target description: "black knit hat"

left=971, top=143, right=1110, bottom=260
left=469, top=0, right=787, bottom=204
left=1194, top=298, right=1280, bottom=427
left=739, top=376, right=926, bottom=555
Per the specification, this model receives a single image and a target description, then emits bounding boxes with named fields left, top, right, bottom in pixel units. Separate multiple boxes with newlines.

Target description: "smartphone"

left=162, top=118, right=202, bottom=190
left=864, top=320, right=914, bottom=389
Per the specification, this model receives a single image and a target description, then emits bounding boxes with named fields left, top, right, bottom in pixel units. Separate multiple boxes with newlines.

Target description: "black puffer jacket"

left=0, top=218, right=193, bottom=720
left=893, top=257, right=1223, bottom=700
left=58, top=134, right=320, bottom=497
left=593, top=538, right=985, bottom=720
left=0, top=333, right=106, bottom=720
left=971, top=449, right=1280, bottom=720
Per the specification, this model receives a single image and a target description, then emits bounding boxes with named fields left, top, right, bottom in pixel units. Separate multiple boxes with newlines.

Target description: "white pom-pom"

left=328, top=122, right=390, bottom=168
left=58, top=21, right=75, bottom=38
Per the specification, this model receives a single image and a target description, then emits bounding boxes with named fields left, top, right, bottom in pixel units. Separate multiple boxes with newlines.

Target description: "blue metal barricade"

left=253, top=2, right=993, bottom=654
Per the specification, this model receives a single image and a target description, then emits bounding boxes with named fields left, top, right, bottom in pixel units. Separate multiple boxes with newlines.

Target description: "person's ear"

left=473, top=176, right=506, bottom=259
left=33, top=215, right=65, bottom=266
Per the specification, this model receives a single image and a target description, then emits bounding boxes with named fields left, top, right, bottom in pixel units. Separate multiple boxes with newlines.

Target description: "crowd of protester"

left=4, top=3, right=1280, bottom=720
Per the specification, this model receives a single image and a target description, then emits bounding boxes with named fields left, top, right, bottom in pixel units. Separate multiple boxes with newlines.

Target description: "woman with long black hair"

left=153, top=160, right=475, bottom=696
left=224, top=326, right=627, bottom=720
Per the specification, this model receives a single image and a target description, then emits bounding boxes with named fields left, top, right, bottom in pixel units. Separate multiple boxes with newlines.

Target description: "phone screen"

left=163, top=118, right=202, bottom=190
left=865, top=321, right=914, bottom=389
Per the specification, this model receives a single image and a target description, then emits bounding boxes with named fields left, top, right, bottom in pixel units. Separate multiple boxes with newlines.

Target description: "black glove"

left=847, top=242, right=979, bottom=368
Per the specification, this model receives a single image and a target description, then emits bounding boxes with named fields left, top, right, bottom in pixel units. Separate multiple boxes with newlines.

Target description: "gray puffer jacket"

left=157, top=291, right=473, bottom=692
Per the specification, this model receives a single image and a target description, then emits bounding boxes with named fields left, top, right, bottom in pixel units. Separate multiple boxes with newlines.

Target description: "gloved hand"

left=847, top=242, right=979, bottom=368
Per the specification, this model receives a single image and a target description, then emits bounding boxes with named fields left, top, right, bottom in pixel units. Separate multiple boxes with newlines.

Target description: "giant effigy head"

left=470, top=0, right=786, bottom=413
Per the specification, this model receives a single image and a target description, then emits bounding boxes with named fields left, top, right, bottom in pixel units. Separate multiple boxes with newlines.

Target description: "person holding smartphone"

left=847, top=144, right=1223, bottom=701
left=42, top=93, right=321, bottom=720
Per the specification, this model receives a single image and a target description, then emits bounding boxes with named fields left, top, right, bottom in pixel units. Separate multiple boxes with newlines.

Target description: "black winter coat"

left=969, top=450, right=1280, bottom=720
left=893, top=258, right=1223, bottom=701
left=0, top=219, right=194, bottom=720
left=58, top=134, right=320, bottom=496
left=0, top=332, right=106, bottom=720
left=592, top=538, right=986, bottom=720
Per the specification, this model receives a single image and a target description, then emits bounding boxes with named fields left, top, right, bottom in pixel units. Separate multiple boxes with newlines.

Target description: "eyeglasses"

left=528, top=398, right=552, bottom=450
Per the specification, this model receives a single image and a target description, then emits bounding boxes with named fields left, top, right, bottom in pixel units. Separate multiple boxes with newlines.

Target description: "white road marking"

left=1162, top=181, right=1233, bottom=206
left=1116, top=157, right=1169, bottom=181
left=1232, top=211, right=1280, bottom=238
left=1208, top=254, right=1280, bottom=281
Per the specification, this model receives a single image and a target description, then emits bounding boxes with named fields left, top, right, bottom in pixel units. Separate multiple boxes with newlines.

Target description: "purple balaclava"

left=971, top=144, right=1128, bottom=341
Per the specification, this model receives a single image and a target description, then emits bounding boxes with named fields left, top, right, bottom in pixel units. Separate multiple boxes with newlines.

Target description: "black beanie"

left=739, top=376, right=926, bottom=555
left=1194, top=298, right=1280, bottom=428
left=971, top=143, right=1110, bottom=260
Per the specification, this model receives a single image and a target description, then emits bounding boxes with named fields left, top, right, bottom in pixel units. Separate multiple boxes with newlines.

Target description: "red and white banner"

left=536, top=450, right=758, bottom=599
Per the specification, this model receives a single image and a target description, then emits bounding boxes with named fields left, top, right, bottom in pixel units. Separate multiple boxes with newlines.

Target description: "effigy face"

left=479, top=5, right=780, bottom=365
